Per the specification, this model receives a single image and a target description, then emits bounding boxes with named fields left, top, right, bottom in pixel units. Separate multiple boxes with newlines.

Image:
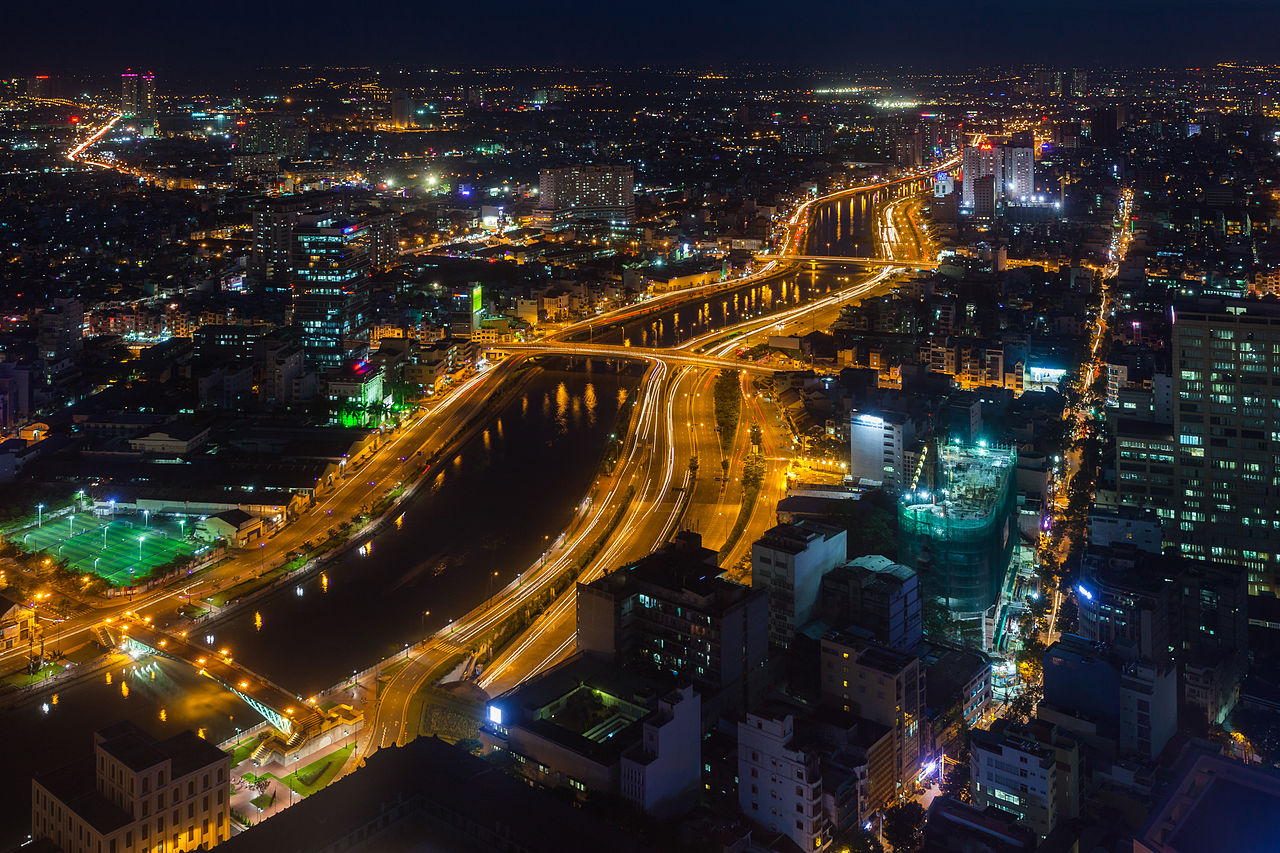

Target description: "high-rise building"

left=961, top=143, right=1001, bottom=209
left=240, top=115, right=308, bottom=160
left=120, top=69, right=156, bottom=132
left=289, top=216, right=372, bottom=368
left=390, top=90, right=412, bottom=129
left=37, top=298, right=84, bottom=362
left=447, top=284, right=483, bottom=338
left=848, top=409, right=915, bottom=490
left=970, top=719, right=1081, bottom=839
left=961, top=142, right=1033, bottom=211
left=534, top=165, right=635, bottom=228
left=31, top=721, right=231, bottom=853
left=1001, top=145, right=1035, bottom=201
left=1170, top=296, right=1280, bottom=597
left=750, top=521, right=847, bottom=648
left=737, top=707, right=830, bottom=852
left=898, top=442, right=1018, bottom=624
left=576, top=532, right=768, bottom=710
left=820, top=631, right=924, bottom=801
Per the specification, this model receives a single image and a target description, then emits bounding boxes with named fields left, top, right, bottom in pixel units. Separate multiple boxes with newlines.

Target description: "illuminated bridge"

left=767, top=255, right=939, bottom=270
left=118, top=623, right=326, bottom=739
left=486, top=342, right=782, bottom=372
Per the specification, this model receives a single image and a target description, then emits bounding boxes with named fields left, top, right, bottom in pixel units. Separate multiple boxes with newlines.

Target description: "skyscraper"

left=961, top=142, right=1033, bottom=210
left=1171, top=296, right=1280, bottom=597
left=120, top=69, right=156, bottom=132
left=290, top=216, right=372, bottom=368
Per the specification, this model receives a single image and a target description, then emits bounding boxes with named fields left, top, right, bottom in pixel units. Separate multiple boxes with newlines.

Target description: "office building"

left=1171, top=297, right=1280, bottom=596
left=898, top=441, right=1018, bottom=621
left=31, top=721, right=231, bottom=853
left=1077, top=548, right=1174, bottom=662
left=848, top=409, right=914, bottom=490
left=193, top=324, right=269, bottom=363
left=120, top=69, right=156, bottom=132
left=738, top=707, right=830, bottom=852
left=577, top=532, right=767, bottom=711
left=1040, top=635, right=1176, bottom=762
left=970, top=719, right=1081, bottom=839
left=534, top=165, right=635, bottom=228
left=1113, top=418, right=1176, bottom=517
left=820, top=630, right=924, bottom=801
left=750, top=521, right=847, bottom=648
left=818, top=555, right=923, bottom=652
left=482, top=656, right=701, bottom=818
left=290, top=216, right=372, bottom=368
left=448, top=284, right=483, bottom=338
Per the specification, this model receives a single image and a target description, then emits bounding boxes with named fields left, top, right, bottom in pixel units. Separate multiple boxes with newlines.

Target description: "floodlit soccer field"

left=17, top=514, right=198, bottom=587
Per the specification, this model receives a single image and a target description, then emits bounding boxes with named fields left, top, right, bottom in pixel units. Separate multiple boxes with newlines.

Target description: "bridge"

left=486, top=342, right=783, bottom=373
left=767, top=255, right=939, bottom=270
left=118, top=622, right=326, bottom=739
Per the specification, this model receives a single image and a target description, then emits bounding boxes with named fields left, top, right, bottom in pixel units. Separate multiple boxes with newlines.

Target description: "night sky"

left=6, top=0, right=1280, bottom=73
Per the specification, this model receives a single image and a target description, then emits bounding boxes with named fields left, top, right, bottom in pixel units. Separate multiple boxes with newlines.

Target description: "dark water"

left=579, top=187, right=899, bottom=348
left=0, top=359, right=639, bottom=845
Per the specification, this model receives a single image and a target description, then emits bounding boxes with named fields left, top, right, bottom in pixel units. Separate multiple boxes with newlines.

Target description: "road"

left=1041, top=186, right=1132, bottom=648
left=472, top=190, right=936, bottom=698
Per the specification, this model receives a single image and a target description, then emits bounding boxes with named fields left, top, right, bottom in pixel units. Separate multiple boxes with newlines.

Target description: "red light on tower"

left=70, top=116, right=80, bottom=124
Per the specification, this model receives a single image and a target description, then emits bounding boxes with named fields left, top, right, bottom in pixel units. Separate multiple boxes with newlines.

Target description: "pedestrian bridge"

left=118, top=622, right=325, bottom=739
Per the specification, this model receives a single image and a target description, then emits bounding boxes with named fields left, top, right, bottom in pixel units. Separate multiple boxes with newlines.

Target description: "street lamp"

left=36, top=504, right=44, bottom=527
left=138, top=535, right=145, bottom=560
left=143, top=509, right=149, bottom=529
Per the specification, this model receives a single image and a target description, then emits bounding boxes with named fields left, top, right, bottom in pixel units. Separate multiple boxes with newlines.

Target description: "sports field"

left=16, top=513, right=198, bottom=587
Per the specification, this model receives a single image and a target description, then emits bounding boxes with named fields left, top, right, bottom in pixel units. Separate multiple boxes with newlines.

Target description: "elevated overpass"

left=767, top=255, right=939, bottom=270
left=485, top=342, right=781, bottom=373
left=118, top=622, right=325, bottom=739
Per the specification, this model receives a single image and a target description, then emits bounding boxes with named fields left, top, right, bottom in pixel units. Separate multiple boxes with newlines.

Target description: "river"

left=0, top=187, right=887, bottom=844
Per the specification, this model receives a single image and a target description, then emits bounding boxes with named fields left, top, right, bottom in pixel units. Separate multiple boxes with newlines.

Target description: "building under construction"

left=898, top=441, right=1017, bottom=623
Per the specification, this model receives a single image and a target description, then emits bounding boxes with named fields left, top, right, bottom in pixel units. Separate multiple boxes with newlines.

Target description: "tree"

left=882, top=801, right=926, bottom=851
left=750, top=424, right=763, bottom=448
left=688, top=455, right=699, bottom=476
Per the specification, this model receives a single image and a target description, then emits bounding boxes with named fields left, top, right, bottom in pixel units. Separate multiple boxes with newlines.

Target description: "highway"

left=472, top=190, right=937, bottom=698
left=23, top=131, right=950, bottom=765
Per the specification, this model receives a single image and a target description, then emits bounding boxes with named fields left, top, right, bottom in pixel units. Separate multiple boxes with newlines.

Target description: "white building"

left=849, top=410, right=914, bottom=491
left=1002, top=146, right=1035, bottom=200
left=1087, top=508, right=1163, bottom=553
left=619, top=686, right=702, bottom=818
left=961, top=143, right=1001, bottom=209
left=738, top=709, right=830, bottom=852
left=970, top=719, right=1080, bottom=839
left=961, top=143, right=1034, bottom=209
left=751, top=522, right=847, bottom=648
